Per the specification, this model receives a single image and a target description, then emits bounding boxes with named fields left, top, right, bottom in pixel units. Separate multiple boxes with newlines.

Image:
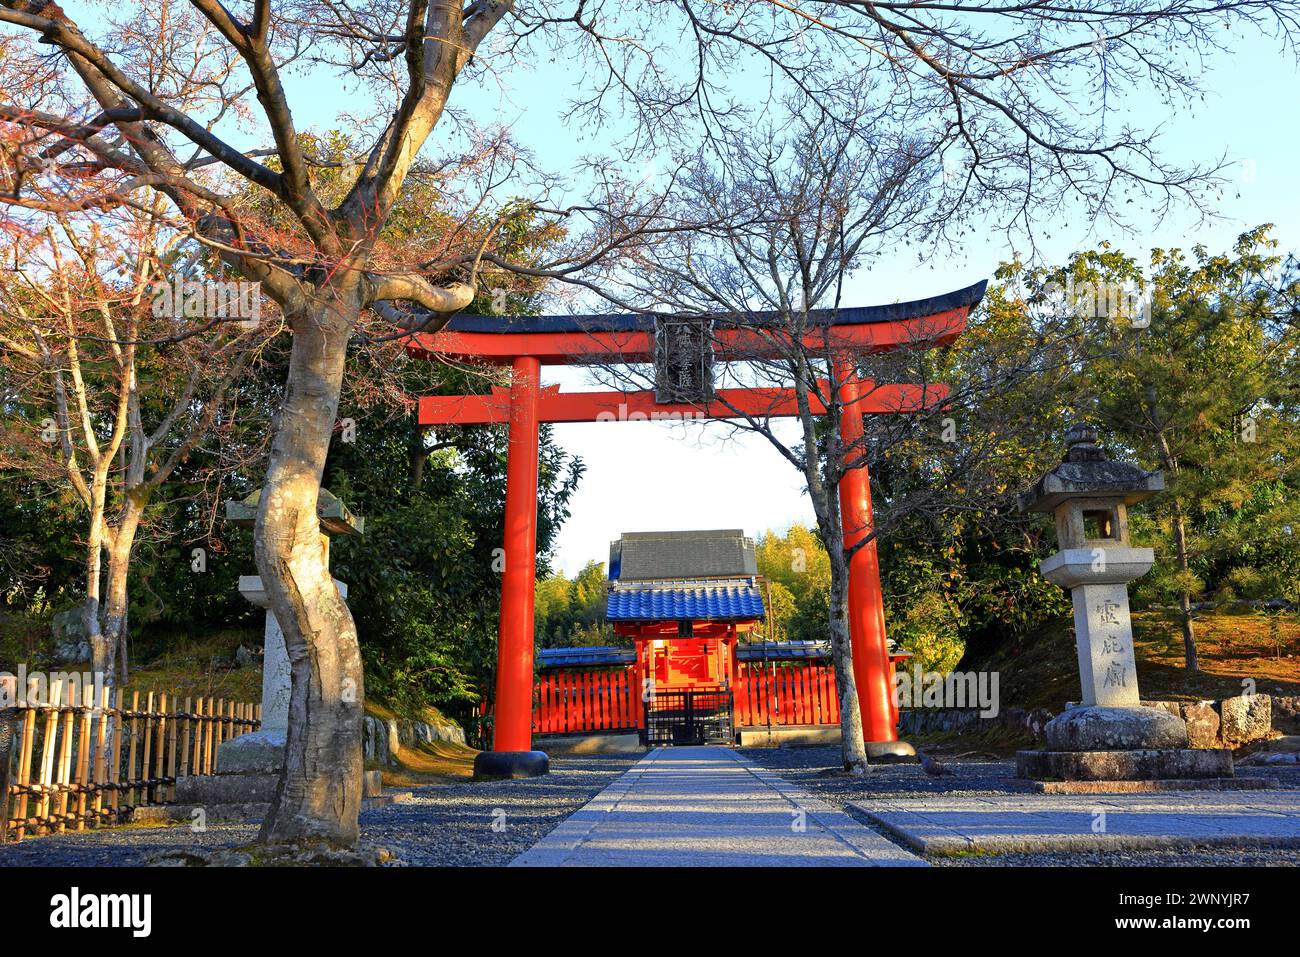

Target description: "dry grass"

left=969, top=609, right=1300, bottom=713
left=122, top=629, right=262, bottom=703
left=371, top=740, right=479, bottom=786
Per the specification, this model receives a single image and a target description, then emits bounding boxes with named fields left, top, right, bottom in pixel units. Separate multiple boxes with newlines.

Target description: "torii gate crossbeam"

left=408, top=281, right=986, bottom=777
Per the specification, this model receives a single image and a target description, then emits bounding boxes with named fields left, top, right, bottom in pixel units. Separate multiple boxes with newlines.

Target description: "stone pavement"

left=855, top=791, right=1300, bottom=856
left=512, top=746, right=925, bottom=867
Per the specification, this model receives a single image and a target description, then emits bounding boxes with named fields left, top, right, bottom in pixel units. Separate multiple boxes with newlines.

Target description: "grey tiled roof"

left=610, top=529, right=758, bottom=581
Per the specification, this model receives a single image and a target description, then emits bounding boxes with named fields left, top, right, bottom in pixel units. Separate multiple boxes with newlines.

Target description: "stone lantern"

left=170, top=487, right=394, bottom=818
left=221, top=487, right=363, bottom=769
left=174, top=487, right=364, bottom=814
left=1016, top=424, right=1233, bottom=787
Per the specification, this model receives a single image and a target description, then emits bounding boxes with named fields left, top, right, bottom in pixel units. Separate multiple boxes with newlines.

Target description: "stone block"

left=1271, top=695, right=1300, bottom=735
left=1029, top=777, right=1274, bottom=794
left=537, top=732, right=645, bottom=754
left=216, top=728, right=285, bottom=773
left=175, top=772, right=280, bottom=804
left=1219, top=694, right=1272, bottom=745
left=1178, top=702, right=1221, bottom=749
left=1044, top=705, right=1188, bottom=751
left=1016, top=748, right=1234, bottom=781
left=1140, top=699, right=1182, bottom=717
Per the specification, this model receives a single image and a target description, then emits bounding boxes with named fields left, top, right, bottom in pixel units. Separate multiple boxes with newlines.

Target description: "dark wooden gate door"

left=642, top=690, right=734, bottom=746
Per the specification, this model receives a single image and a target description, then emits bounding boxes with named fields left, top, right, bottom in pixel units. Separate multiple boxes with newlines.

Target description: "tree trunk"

left=1171, top=504, right=1198, bottom=673
left=820, top=486, right=870, bottom=774
left=827, top=553, right=870, bottom=774
left=255, top=289, right=366, bottom=848
left=83, top=502, right=112, bottom=682
left=789, top=353, right=870, bottom=774
left=101, top=497, right=145, bottom=688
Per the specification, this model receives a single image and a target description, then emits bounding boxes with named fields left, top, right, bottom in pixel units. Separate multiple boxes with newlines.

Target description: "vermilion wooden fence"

left=530, top=660, right=842, bottom=734
left=532, top=667, right=638, bottom=734
left=1, top=679, right=259, bottom=845
left=734, top=661, right=840, bottom=727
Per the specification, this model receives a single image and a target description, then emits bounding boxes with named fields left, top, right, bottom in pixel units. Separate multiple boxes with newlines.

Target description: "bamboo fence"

left=0, top=679, right=259, bottom=845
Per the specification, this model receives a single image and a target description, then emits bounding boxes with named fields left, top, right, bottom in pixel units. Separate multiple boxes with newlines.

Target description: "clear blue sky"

left=57, top=7, right=1299, bottom=574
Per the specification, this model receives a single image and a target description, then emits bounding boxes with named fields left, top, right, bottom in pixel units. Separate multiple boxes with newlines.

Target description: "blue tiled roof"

left=737, top=640, right=831, bottom=661
left=538, top=646, right=635, bottom=668
left=607, top=581, right=765, bottom=621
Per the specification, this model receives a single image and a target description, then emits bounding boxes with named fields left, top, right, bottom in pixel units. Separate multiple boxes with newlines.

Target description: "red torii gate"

left=409, top=281, right=986, bottom=777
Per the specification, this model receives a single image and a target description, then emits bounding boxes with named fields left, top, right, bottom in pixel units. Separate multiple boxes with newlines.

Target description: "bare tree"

left=0, top=0, right=1293, bottom=844
left=586, top=102, right=1088, bottom=771
left=0, top=198, right=265, bottom=689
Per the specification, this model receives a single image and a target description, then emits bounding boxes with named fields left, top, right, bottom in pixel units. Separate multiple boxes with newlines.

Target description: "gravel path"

left=0, top=754, right=640, bottom=867
left=739, top=746, right=1300, bottom=867
left=6, top=748, right=1295, bottom=867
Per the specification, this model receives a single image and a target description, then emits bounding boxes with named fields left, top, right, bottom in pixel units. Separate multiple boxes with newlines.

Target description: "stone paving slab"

left=853, top=790, right=1300, bottom=856
left=512, top=746, right=926, bottom=867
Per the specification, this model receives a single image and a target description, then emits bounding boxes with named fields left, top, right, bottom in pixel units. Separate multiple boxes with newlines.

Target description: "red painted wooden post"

left=545, top=673, right=555, bottom=733
left=835, top=357, right=900, bottom=745
left=492, top=356, right=542, bottom=755
left=560, top=672, right=571, bottom=733
left=819, top=664, right=833, bottom=723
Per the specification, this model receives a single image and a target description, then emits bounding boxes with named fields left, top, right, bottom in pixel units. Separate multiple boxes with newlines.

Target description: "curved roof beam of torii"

left=405, top=280, right=987, bottom=366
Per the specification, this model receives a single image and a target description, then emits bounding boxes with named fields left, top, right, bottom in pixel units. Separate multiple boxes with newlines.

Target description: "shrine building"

left=531, top=529, right=906, bottom=747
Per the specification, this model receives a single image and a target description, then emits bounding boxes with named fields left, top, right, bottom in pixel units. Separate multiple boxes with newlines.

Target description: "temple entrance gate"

left=408, top=281, right=986, bottom=776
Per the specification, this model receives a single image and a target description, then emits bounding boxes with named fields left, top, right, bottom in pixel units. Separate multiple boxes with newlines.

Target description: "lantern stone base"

left=173, top=768, right=385, bottom=811
left=473, top=750, right=550, bottom=780
left=866, top=739, right=918, bottom=762
left=1025, top=776, right=1273, bottom=794
left=215, top=728, right=286, bottom=774
left=1016, top=748, right=1234, bottom=782
left=1020, top=705, right=1235, bottom=785
left=1043, top=705, right=1189, bottom=751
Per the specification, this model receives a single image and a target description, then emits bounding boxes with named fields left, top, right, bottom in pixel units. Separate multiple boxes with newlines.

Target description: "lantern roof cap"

left=224, top=487, right=365, bottom=536
left=1019, top=424, right=1164, bottom=513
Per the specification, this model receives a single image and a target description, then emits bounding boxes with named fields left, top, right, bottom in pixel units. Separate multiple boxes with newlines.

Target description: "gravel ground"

left=739, top=746, right=1300, bottom=867
left=0, top=754, right=640, bottom=867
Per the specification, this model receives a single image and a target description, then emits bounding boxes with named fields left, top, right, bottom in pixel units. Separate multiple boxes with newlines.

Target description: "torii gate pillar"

left=835, top=359, right=913, bottom=760
left=473, top=355, right=550, bottom=780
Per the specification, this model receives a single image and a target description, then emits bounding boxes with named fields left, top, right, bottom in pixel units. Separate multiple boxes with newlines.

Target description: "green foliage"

left=533, top=560, right=616, bottom=647
left=324, top=364, right=583, bottom=715
left=756, top=525, right=832, bottom=644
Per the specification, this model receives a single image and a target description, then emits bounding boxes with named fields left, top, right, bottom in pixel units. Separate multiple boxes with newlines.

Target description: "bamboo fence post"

left=73, top=683, right=92, bottom=831
left=126, top=691, right=140, bottom=809
left=191, top=698, right=204, bottom=775
left=110, top=688, right=124, bottom=818
left=36, top=678, right=62, bottom=836
left=92, top=685, right=109, bottom=827
left=13, top=681, right=37, bottom=842
left=203, top=696, right=215, bottom=773
left=54, top=686, right=75, bottom=833
left=180, top=696, right=193, bottom=780
left=153, top=694, right=168, bottom=805
left=142, top=692, right=156, bottom=806
left=165, top=694, right=178, bottom=801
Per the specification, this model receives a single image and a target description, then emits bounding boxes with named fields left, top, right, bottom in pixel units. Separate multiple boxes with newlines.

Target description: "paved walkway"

left=856, top=791, right=1300, bottom=856
left=511, top=746, right=925, bottom=867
